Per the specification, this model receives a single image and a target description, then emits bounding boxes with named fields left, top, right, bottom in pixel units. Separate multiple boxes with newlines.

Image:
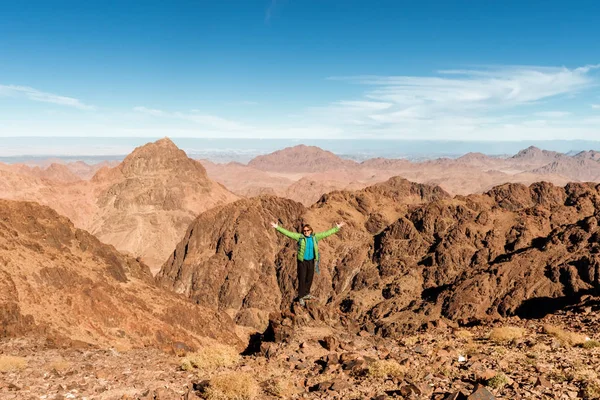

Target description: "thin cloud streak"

left=320, top=64, right=600, bottom=140
left=0, top=84, right=95, bottom=110
left=265, top=0, right=279, bottom=23
left=134, top=106, right=248, bottom=131
left=534, top=111, right=571, bottom=118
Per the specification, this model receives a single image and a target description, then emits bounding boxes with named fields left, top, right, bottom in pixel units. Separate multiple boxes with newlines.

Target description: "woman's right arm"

left=272, top=222, right=302, bottom=240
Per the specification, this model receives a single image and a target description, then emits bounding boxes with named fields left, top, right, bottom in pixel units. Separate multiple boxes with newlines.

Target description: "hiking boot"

left=303, top=294, right=314, bottom=300
left=298, top=297, right=306, bottom=306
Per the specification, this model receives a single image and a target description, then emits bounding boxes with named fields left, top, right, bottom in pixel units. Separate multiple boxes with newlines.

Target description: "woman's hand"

left=271, top=222, right=278, bottom=228
left=336, top=222, right=345, bottom=229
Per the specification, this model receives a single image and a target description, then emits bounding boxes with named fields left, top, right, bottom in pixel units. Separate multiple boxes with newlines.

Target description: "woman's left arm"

left=315, top=222, right=344, bottom=240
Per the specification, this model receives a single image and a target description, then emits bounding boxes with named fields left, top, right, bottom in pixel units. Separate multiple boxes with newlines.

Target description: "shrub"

left=542, top=325, right=587, bottom=347
left=262, top=377, right=295, bottom=398
left=582, top=340, right=600, bottom=349
left=487, top=372, right=509, bottom=389
left=488, top=327, right=525, bottom=344
left=367, top=360, right=407, bottom=379
left=454, top=330, right=474, bottom=340
left=180, top=344, right=240, bottom=371
left=48, top=359, right=72, bottom=374
left=0, top=356, right=27, bottom=372
left=204, top=373, right=259, bottom=400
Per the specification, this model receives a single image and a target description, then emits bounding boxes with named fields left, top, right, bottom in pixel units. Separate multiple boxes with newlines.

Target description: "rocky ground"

left=2, top=297, right=599, bottom=400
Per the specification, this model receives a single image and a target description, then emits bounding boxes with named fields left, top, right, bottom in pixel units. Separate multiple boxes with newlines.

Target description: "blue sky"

left=1, top=0, right=599, bottom=140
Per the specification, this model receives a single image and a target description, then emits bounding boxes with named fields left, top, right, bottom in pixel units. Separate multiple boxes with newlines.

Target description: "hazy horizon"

left=1, top=137, right=599, bottom=164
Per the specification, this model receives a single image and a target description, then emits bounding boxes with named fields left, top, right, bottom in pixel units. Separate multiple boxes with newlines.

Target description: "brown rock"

left=535, top=376, right=551, bottom=388
left=321, top=335, right=340, bottom=351
left=467, top=386, right=495, bottom=400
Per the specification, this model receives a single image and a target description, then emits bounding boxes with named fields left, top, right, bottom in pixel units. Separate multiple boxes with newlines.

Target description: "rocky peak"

left=248, top=145, right=358, bottom=173
left=117, top=137, right=208, bottom=178
left=511, top=146, right=563, bottom=162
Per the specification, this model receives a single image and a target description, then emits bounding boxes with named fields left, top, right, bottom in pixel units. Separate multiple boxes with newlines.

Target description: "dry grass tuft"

left=181, top=344, right=240, bottom=372
left=262, top=377, right=296, bottom=398
left=367, top=360, right=407, bottom=379
left=0, top=356, right=27, bottom=372
left=542, top=324, right=587, bottom=347
left=204, top=373, right=259, bottom=400
left=48, top=359, right=72, bottom=374
left=582, top=340, right=600, bottom=349
left=488, top=326, right=525, bottom=344
left=583, top=380, right=600, bottom=400
left=454, top=329, right=474, bottom=340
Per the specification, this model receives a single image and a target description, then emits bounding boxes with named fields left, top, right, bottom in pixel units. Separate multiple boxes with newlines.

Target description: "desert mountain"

left=0, top=160, right=116, bottom=182
left=202, top=145, right=600, bottom=205
left=200, top=159, right=294, bottom=198
left=88, top=138, right=239, bottom=271
left=0, top=138, right=239, bottom=272
left=532, top=157, right=600, bottom=182
left=158, top=177, right=600, bottom=338
left=247, top=145, right=359, bottom=173
left=0, top=199, right=240, bottom=349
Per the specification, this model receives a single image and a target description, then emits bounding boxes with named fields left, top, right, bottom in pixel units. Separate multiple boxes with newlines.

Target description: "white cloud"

left=0, top=84, right=95, bottom=110
left=320, top=64, right=600, bottom=140
left=133, top=106, right=165, bottom=116
left=533, top=111, right=571, bottom=118
left=593, top=104, right=600, bottom=109
left=134, top=106, right=248, bottom=131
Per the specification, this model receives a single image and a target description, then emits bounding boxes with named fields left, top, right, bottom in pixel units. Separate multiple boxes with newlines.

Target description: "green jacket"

left=275, top=225, right=340, bottom=261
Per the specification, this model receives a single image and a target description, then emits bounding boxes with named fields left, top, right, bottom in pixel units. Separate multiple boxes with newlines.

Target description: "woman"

left=271, top=221, right=345, bottom=306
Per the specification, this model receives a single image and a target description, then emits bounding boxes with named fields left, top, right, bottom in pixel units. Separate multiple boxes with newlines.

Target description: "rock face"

left=157, top=196, right=307, bottom=329
left=247, top=145, right=359, bottom=173
left=157, top=177, right=451, bottom=331
left=0, top=199, right=241, bottom=349
left=159, top=178, right=600, bottom=337
left=368, top=181, right=600, bottom=335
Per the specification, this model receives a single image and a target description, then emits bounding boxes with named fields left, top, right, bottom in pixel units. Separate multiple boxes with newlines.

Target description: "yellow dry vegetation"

left=262, top=376, right=296, bottom=398
left=0, top=355, right=27, bottom=372
left=454, top=329, right=474, bottom=340
left=48, top=359, right=72, bottom=373
left=367, top=359, right=407, bottom=379
left=203, top=373, right=259, bottom=400
left=542, top=324, right=587, bottom=346
left=488, top=326, right=525, bottom=343
left=181, top=344, right=240, bottom=371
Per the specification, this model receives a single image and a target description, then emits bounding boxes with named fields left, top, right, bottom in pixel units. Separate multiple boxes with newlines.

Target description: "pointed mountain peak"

left=119, top=137, right=206, bottom=177
left=515, top=146, right=542, bottom=157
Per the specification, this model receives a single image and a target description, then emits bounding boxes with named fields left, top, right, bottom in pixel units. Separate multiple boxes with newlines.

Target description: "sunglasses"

left=303, top=229, right=311, bottom=232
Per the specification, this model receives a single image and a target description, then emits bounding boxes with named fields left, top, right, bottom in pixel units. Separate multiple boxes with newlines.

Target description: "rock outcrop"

left=159, top=178, right=600, bottom=338
left=157, top=178, right=451, bottom=331
left=0, top=199, right=241, bottom=349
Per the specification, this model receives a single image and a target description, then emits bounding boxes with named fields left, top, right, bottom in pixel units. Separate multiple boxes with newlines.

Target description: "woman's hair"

left=302, top=224, right=313, bottom=232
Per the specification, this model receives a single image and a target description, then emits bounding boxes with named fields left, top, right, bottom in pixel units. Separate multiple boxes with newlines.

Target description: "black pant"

left=297, top=259, right=315, bottom=299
